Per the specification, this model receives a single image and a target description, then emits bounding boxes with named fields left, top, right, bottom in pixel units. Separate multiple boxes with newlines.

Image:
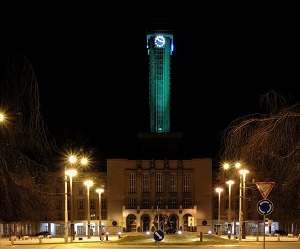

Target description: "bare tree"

left=218, top=90, right=300, bottom=222
left=0, top=50, right=56, bottom=223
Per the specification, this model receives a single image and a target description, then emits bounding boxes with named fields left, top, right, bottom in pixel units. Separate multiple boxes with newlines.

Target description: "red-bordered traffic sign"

left=256, top=182, right=275, bottom=199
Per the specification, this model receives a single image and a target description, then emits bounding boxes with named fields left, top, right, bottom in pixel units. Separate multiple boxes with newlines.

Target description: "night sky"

left=1, top=2, right=299, bottom=163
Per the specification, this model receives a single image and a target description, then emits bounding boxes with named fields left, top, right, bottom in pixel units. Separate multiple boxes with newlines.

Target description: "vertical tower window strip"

left=170, top=173, right=177, bottom=193
left=142, top=173, right=150, bottom=193
left=129, top=173, right=136, bottom=193
left=183, top=173, right=190, bottom=193
left=156, top=173, right=163, bottom=193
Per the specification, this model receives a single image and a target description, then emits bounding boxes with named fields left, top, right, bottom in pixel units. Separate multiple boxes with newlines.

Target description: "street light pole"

left=96, top=188, right=104, bottom=241
left=226, top=180, right=234, bottom=237
left=238, top=169, right=249, bottom=241
left=216, top=187, right=223, bottom=235
left=64, top=173, right=68, bottom=242
left=84, top=180, right=93, bottom=239
left=65, top=169, right=77, bottom=242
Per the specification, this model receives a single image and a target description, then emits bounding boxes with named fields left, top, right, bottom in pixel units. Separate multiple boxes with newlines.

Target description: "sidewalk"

left=0, top=235, right=120, bottom=246
left=220, top=234, right=300, bottom=242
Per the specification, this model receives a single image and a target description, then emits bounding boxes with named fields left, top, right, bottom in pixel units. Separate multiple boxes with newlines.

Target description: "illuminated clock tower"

left=147, top=30, right=173, bottom=133
left=138, top=19, right=182, bottom=158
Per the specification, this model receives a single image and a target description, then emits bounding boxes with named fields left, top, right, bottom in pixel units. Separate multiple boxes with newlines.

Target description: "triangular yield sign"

left=256, top=182, right=275, bottom=199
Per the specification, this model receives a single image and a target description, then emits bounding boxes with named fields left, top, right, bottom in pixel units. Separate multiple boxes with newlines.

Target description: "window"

left=129, top=173, right=136, bottom=193
left=91, top=213, right=96, bottom=220
left=56, top=200, right=61, bottom=209
left=156, top=197, right=163, bottom=207
left=79, top=200, right=84, bottom=209
left=90, top=199, right=95, bottom=209
left=213, top=212, right=218, bottom=220
left=78, top=212, right=84, bottom=220
left=142, top=198, right=150, bottom=208
left=55, top=188, right=61, bottom=195
left=142, top=173, right=150, bottom=193
left=156, top=173, right=163, bottom=193
left=170, top=173, right=177, bottom=193
left=169, top=198, right=177, bottom=208
left=57, top=212, right=62, bottom=220
left=183, top=173, right=190, bottom=193
left=214, top=197, right=218, bottom=208
left=79, top=188, right=83, bottom=195
left=183, top=198, right=190, bottom=208
left=101, top=199, right=106, bottom=209
left=129, top=198, right=136, bottom=208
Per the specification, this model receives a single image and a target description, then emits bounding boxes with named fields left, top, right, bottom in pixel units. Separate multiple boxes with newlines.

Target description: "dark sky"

left=1, top=1, right=299, bottom=162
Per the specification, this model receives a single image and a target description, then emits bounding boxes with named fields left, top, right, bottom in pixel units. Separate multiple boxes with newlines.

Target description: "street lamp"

left=65, top=169, right=77, bottom=242
left=96, top=188, right=104, bottom=241
left=238, top=169, right=249, bottom=241
left=68, top=155, right=89, bottom=240
left=216, top=187, right=223, bottom=235
left=226, top=180, right=234, bottom=237
left=0, top=113, right=5, bottom=122
left=84, top=180, right=93, bottom=238
left=64, top=171, right=68, bottom=242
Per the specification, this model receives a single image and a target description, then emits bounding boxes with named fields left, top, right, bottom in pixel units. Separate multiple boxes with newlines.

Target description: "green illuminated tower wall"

left=147, top=32, right=173, bottom=133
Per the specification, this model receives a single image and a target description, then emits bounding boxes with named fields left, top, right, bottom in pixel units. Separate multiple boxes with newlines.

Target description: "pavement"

left=0, top=233, right=299, bottom=246
left=220, top=234, right=300, bottom=242
left=0, top=235, right=120, bottom=246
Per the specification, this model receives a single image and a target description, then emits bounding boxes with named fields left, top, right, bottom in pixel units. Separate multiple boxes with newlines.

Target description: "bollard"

left=39, top=237, right=42, bottom=243
left=106, top=232, right=109, bottom=241
left=228, top=231, right=231, bottom=239
left=200, top=231, right=203, bottom=241
left=10, top=237, right=14, bottom=245
left=118, top=232, right=122, bottom=239
left=277, top=234, right=280, bottom=241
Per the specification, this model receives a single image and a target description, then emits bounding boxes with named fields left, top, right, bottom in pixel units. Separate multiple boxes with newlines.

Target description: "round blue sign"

left=153, top=229, right=164, bottom=241
left=257, top=199, right=274, bottom=215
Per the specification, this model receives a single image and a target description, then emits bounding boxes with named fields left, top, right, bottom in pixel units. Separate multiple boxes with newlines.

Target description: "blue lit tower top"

left=146, top=24, right=174, bottom=133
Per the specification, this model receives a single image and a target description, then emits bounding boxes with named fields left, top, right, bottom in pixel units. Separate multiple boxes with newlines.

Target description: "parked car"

left=35, top=231, right=51, bottom=237
left=274, top=229, right=288, bottom=236
left=166, top=228, right=177, bottom=234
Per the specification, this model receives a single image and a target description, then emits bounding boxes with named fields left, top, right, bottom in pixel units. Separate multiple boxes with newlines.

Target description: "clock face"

left=154, top=35, right=165, bottom=47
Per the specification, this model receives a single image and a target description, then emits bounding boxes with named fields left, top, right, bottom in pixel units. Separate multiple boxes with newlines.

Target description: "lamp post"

left=238, top=169, right=249, bottom=241
left=64, top=172, right=68, bottom=242
left=216, top=187, right=223, bottom=235
left=226, top=180, right=234, bottom=238
left=84, top=180, right=93, bottom=239
left=65, top=169, right=77, bottom=242
left=96, top=188, right=104, bottom=241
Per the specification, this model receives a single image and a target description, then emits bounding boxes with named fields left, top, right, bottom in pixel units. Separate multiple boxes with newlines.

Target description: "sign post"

left=256, top=182, right=275, bottom=249
left=153, top=229, right=164, bottom=248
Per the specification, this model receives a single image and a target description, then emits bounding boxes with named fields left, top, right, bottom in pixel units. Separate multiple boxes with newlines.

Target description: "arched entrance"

left=141, top=215, right=150, bottom=232
left=168, top=214, right=179, bottom=230
left=183, top=214, right=193, bottom=231
left=126, top=214, right=137, bottom=232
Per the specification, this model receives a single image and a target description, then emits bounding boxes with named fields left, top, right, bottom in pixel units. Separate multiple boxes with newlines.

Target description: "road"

left=0, top=241, right=299, bottom=249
